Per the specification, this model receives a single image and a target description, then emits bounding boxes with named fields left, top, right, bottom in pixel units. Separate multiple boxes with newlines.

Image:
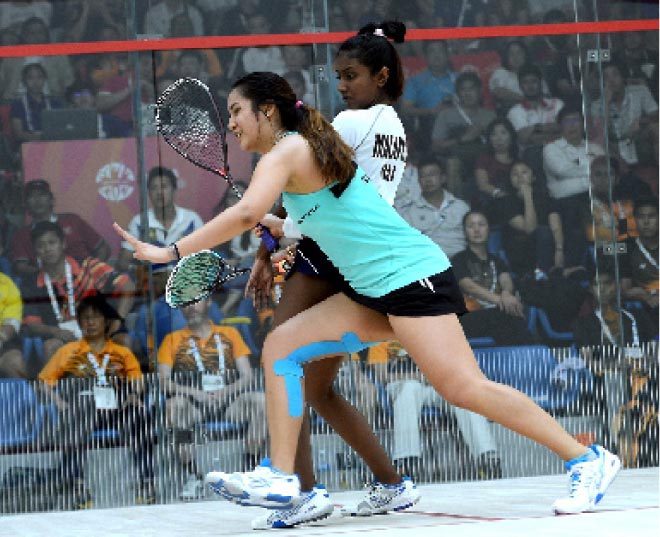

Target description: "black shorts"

left=288, top=237, right=347, bottom=289
left=342, top=269, right=468, bottom=317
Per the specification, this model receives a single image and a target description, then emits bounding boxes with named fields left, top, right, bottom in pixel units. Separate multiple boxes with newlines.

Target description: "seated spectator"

left=543, top=31, right=583, bottom=102
left=586, top=156, right=639, bottom=245
left=21, top=221, right=135, bottom=368
left=38, top=295, right=154, bottom=509
left=501, top=161, right=563, bottom=279
left=612, top=31, right=659, bottom=101
left=65, top=81, right=131, bottom=139
left=507, top=63, right=563, bottom=152
left=488, top=40, right=529, bottom=114
left=281, top=45, right=316, bottom=105
left=621, top=196, right=659, bottom=325
left=157, top=296, right=265, bottom=498
left=0, top=17, right=73, bottom=100
left=401, top=41, right=457, bottom=151
left=88, top=28, right=128, bottom=89
left=395, top=155, right=470, bottom=259
left=95, top=54, right=156, bottom=136
left=10, top=179, right=111, bottom=279
left=367, top=340, right=501, bottom=481
left=173, top=49, right=213, bottom=83
left=153, top=15, right=222, bottom=81
left=0, top=269, right=25, bottom=378
left=452, top=210, right=537, bottom=346
left=473, top=118, right=518, bottom=223
left=543, top=103, right=604, bottom=268
left=431, top=71, right=496, bottom=191
left=591, top=61, right=658, bottom=167
left=143, top=0, right=204, bottom=37
left=116, top=166, right=204, bottom=276
left=543, top=103, right=604, bottom=267
left=573, top=265, right=657, bottom=466
left=9, top=63, right=63, bottom=145
left=233, top=14, right=286, bottom=78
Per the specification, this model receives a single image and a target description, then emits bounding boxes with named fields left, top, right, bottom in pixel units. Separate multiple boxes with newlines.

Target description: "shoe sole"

left=340, top=494, right=420, bottom=517
left=254, top=504, right=334, bottom=530
left=207, top=479, right=296, bottom=509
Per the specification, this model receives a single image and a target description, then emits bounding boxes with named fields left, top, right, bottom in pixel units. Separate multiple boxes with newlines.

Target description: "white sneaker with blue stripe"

left=552, top=444, right=621, bottom=515
left=340, top=477, right=420, bottom=517
left=251, top=484, right=334, bottom=529
left=206, top=460, right=301, bottom=509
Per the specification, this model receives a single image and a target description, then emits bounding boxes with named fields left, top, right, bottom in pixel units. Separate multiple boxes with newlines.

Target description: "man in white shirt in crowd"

left=395, top=155, right=470, bottom=259
left=116, top=166, right=204, bottom=275
left=507, top=63, right=563, bottom=151
left=591, top=61, right=658, bottom=167
left=543, top=103, right=604, bottom=269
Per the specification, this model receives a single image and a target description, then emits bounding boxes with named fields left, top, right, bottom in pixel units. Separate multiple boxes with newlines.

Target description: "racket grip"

left=257, top=223, right=280, bottom=253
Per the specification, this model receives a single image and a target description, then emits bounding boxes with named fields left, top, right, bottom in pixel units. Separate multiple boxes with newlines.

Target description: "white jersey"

left=282, top=104, right=407, bottom=238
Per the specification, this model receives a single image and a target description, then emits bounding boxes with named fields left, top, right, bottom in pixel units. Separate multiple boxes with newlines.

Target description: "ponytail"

left=338, top=20, right=407, bottom=101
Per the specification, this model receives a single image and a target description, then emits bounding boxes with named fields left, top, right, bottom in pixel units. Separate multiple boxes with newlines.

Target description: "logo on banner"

left=96, top=162, right=135, bottom=201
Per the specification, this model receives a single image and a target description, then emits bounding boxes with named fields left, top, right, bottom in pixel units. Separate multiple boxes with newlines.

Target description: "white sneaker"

left=552, top=445, right=621, bottom=515
left=180, top=473, right=204, bottom=500
left=206, top=462, right=301, bottom=509
left=252, top=484, right=334, bottom=529
left=340, top=477, right=420, bottom=517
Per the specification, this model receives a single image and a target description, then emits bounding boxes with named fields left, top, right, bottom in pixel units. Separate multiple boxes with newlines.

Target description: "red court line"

left=0, top=19, right=657, bottom=58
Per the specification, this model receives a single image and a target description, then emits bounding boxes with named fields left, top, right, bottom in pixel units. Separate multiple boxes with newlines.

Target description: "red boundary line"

left=0, top=19, right=657, bottom=58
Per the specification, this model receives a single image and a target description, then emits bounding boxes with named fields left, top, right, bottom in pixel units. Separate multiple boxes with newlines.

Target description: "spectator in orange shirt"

left=38, top=295, right=154, bottom=509
left=157, top=296, right=265, bottom=499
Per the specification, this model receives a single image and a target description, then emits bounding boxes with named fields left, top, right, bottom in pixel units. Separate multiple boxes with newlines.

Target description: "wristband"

left=170, top=243, right=181, bottom=261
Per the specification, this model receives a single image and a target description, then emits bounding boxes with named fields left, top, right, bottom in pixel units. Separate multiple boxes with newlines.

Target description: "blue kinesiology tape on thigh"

left=273, top=332, right=381, bottom=417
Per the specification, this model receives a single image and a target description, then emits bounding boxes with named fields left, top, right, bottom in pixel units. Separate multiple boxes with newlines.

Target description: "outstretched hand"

left=113, top=222, right=172, bottom=264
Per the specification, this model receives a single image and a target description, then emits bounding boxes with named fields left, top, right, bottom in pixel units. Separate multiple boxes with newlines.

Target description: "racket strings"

left=157, top=79, right=227, bottom=173
left=166, top=251, right=249, bottom=308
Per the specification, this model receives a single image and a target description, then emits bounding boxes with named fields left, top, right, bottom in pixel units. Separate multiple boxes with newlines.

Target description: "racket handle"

left=257, top=223, right=280, bottom=253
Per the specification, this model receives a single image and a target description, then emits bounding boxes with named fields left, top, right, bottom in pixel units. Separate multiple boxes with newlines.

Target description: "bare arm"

left=548, top=211, right=564, bottom=268
left=114, top=139, right=300, bottom=264
left=508, top=185, right=537, bottom=234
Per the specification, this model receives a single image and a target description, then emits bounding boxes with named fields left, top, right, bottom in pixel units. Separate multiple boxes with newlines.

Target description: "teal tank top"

left=282, top=166, right=451, bottom=298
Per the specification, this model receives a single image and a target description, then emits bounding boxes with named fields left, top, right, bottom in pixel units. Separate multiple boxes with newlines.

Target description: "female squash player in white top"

left=246, top=21, right=417, bottom=527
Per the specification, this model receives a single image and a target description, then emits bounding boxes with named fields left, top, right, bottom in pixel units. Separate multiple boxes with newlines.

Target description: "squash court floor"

left=1, top=467, right=658, bottom=537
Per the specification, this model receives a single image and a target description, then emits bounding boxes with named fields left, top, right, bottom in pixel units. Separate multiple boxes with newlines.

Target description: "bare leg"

left=262, top=295, right=587, bottom=474
left=388, top=314, right=588, bottom=461
left=272, top=271, right=400, bottom=487
left=262, top=294, right=394, bottom=473
left=304, top=358, right=400, bottom=486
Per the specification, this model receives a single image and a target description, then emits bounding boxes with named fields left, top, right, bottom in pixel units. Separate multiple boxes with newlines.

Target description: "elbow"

left=234, top=202, right=263, bottom=229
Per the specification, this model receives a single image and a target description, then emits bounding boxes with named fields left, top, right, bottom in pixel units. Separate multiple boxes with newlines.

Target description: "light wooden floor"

left=1, top=468, right=657, bottom=537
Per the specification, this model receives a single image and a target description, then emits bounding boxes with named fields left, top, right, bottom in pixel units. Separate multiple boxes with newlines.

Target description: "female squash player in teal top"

left=114, top=70, right=620, bottom=520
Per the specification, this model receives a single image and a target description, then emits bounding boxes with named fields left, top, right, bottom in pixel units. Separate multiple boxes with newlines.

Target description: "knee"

left=0, top=350, right=27, bottom=378
left=441, top=377, right=488, bottom=410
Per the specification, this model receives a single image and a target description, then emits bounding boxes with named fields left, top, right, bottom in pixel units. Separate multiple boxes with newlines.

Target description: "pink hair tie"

left=295, top=100, right=304, bottom=108
left=373, top=28, right=385, bottom=37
